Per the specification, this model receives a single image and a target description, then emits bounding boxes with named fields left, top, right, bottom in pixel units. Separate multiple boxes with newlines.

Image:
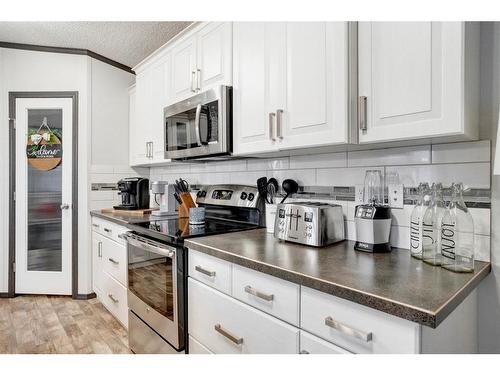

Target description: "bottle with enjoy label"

left=422, top=183, right=446, bottom=266
left=441, top=183, right=475, bottom=273
left=409, top=182, right=431, bottom=259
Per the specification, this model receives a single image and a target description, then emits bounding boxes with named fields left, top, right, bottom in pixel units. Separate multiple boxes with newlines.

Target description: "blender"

left=354, top=170, right=392, bottom=253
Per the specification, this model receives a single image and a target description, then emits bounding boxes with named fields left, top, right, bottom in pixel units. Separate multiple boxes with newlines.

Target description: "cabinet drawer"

left=189, top=335, right=213, bottom=354
left=300, top=330, right=351, bottom=354
left=91, top=217, right=127, bottom=245
left=101, top=272, right=128, bottom=329
left=102, top=236, right=127, bottom=286
left=301, top=287, right=419, bottom=354
left=188, top=278, right=299, bottom=354
left=188, top=249, right=232, bottom=295
left=232, top=264, right=299, bottom=326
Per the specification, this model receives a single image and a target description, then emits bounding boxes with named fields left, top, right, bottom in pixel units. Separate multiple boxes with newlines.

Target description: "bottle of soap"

left=409, top=182, right=431, bottom=259
left=441, top=183, right=475, bottom=273
left=422, top=183, right=446, bottom=266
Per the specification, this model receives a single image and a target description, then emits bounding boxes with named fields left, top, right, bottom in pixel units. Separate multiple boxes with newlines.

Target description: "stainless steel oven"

left=125, top=232, right=185, bottom=353
left=164, top=85, right=232, bottom=160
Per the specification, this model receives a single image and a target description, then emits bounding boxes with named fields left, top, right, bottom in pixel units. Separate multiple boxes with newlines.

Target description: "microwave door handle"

left=194, top=103, right=203, bottom=147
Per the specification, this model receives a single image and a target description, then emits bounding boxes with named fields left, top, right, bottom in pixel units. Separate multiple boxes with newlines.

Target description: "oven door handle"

left=194, top=103, right=203, bottom=147
left=123, top=232, right=176, bottom=258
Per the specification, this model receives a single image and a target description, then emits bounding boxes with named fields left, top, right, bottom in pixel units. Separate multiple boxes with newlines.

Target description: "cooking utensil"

left=257, top=177, right=269, bottom=203
left=280, top=179, right=299, bottom=204
left=266, top=179, right=278, bottom=204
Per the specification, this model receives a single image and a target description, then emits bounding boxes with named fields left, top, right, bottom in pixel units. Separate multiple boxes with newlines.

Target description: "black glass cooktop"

left=130, top=217, right=260, bottom=243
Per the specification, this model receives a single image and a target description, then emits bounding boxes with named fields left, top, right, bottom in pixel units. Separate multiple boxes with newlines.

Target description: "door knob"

left=60, top=203, right=71, bottom=210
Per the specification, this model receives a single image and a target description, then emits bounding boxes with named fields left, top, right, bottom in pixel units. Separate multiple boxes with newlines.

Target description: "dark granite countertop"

left=90, top=210, right=151, bottom=226
left=185, top=228, right=491, bottom=328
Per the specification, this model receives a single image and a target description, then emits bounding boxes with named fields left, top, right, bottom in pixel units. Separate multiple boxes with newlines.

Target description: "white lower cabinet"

left=91, top=217, right=129, bottom=329
left=188, top=278, right=300, bottom=354
left=189, top=335, right=214, bottom=354
left=299, top=330, right=351, bottom=354
left=188, top=249, right=232, bottom=295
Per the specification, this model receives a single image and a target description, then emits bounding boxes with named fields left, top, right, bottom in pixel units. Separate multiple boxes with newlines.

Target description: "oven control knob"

left=197, top=191, right=202, bottom=197
left=240, top=192, right=248, bottom=200
left=247, top=193, right=255, bottom=201
left=202, top=191, right=207, bottom=197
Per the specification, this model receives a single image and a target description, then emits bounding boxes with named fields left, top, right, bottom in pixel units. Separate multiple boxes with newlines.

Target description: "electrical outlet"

left=388, top=184, right=404, bottom=209
left=355, top=184, right=364, bottom=204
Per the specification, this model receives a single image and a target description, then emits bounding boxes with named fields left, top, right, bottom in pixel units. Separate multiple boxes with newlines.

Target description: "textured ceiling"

left=0, top=21, right=193, bottom=68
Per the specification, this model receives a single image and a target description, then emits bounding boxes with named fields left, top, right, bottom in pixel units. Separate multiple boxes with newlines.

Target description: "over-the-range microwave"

left=164, top=85, right=232, bottom=160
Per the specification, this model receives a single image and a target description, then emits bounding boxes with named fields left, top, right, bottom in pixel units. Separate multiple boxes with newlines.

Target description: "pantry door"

left=14, top=97, right=73, bottom=295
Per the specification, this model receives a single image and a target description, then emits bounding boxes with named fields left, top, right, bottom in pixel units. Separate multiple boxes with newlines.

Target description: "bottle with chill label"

left=422, top=183, right=446, bottom=266
left=409, top=183, right=431, bottom=259
left=440, top=183, right=475, bottom=273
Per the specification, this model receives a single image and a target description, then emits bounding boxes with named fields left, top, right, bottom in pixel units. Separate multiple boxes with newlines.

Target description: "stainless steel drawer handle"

left=214, top=324, right=243, bottom=345
left=118, top=233, right=127, bottom=240
left=92, top=223, right=100, bottom=228
left=195, top=265, right=216, bottom=277
left=324, top=316, right=372, bottom=342
left=244, top=285, right=274, bottom=302
left=108, top=258, right=119, bottom=265
left=108, top=294, right=119, bottom=303
left=299, top=350, right=310, bottom=354
left=104, top=228, right=112, bottom=233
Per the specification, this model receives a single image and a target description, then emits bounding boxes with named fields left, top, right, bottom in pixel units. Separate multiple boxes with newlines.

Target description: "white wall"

left=477, top=22, right=500, bottom=353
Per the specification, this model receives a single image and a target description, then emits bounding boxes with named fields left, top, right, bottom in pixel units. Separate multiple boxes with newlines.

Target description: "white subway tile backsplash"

left=432, top=140, right=491, bottom=164
left=289, top=152, right=346, bottom=169
left=348, top=146, right=431, bottom=167
left=317, top=167, right=383, bottom=187
left=387, top=163, right=491, bottom=188
left=214, top=160, right=247, bottom=172
left=267, top=169, right=316, bottom=186
left=390, top=226, right=410, bottom=250
left=247, top=157, right=289, bottom=171
left=230, top=171, right=264, bottom=186
left=469, top=208, right=491, bottom=236
left=475, top=235, right=491, bottom=262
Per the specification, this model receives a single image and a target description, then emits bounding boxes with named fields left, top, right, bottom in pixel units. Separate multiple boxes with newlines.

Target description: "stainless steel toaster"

left=273, top=202, right=345, bottom=247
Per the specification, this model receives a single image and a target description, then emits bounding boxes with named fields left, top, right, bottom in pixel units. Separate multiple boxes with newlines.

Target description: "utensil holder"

left=265, top=203, right=278, bottom=234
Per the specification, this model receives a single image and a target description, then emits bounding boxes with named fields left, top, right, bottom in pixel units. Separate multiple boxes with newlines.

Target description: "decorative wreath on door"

left=26, top=117, right=62, bottom=171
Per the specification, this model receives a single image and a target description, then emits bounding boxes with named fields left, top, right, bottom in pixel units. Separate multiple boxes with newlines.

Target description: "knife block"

left=178, top=192, right=196, bottom=218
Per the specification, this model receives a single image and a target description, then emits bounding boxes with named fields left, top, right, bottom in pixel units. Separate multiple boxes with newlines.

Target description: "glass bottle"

left=422, top=183, right=446, bottom=266
left=441, top=183, right=475, bottom=273
left=409, top=183, right=431, bottom=259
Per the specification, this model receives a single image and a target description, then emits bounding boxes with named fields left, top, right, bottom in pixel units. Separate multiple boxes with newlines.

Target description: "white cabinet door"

left=150, top=57, right=170, bottom=162
left=281, top=22, right=348, bottom=149
left=92, top=231, right=104, bottom=295
left=300, top=331, right=352, bottom=354
left=232, top=22, right=282, bottom=155
left=132, top=70, right=153, bottom=165
left=197, top=22, right=232, bottom=91
left=358, top=22, right=477, bottom=143
left=128, top=85, right=139, bottom=166
left=171, top=34, right=197, bottom=102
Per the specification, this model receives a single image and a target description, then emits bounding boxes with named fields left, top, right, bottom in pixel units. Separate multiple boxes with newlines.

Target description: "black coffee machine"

left=114, top=177, right=150, bottom=210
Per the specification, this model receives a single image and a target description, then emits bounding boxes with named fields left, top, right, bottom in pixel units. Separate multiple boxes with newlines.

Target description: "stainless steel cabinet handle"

left=60, top=203, right=71, bottom=210
left=108, top=258, right=119, bottom=265
left=98, top=242, right=102, bottom=258
left=269, top=113, right=276, bottom=141
left=195, top=265, right=216, bottom=277
left=191, top=71, right=197, bottom=92
left=300, top=350, right=310, bottom=354
left=244, top=285, right=274, bottom=302
left=108, top=294, right=119, bottom=303
left=214, top=324, right=243, bottom=345
left=92, top=223, right=100, bottom=229
left=358, top=96, right=367, bottom=132
left=145, top=142, right=149, bottom=158
left=104, top=228, right=112, bottom=233
left=149, top=142, right=153, bottom=158
left=276, top=109, right=284, bottom=140
left=196, top=69, right=201, bottom=91
left=324, top=316, right=372, bottom=342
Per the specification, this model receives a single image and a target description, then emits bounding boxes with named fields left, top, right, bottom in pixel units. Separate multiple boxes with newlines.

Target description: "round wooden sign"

left=26, top=132, right=62, bottom=171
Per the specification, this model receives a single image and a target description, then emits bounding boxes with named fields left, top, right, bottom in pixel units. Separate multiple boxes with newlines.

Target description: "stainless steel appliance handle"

left=358, top=96, right=367, bottom=132
left=194, top=103, right=203, bottom=146
left=108, top=258, right=119, bottom=265
left=244, top=285, right=274, bottom=302
left=276, top=109, right=284, bottom=140
left=123, top=232, right=175, bottom=258
left=214, top=324, right=243, bottom=345
left=324, top=316, right=372, bottom=342
left=269, top=113, right=276, bottom=141
left=108, top=294, right=119, bottom=303
left=191, top=71, right=197, bottom=92
left=195, top=265, right=216, bottom=277
left=196, top=69, right=201, bottom=91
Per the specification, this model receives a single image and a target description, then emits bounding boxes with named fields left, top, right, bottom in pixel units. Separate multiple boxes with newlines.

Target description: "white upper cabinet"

left=170, top=22, right=232, bottom=104
left=131, top=70, right=153, bottom=165
left=358, top=22, right=479, bottom=143
left=233, top=22, right=349, bottom=156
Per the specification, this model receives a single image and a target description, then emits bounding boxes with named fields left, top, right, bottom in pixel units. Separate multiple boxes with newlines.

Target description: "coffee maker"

left=114, top=177, right=150, bottom=210
left=150, top=181, right=178, bottom=217
left=354, top=170, right=392, bottom=253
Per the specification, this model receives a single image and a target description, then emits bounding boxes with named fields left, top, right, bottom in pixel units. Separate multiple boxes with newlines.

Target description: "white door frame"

left=8, top=92, right=79, bottom=297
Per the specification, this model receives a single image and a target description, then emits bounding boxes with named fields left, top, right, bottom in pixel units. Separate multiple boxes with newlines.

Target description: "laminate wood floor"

left=0, top=295, right=131, bottom=354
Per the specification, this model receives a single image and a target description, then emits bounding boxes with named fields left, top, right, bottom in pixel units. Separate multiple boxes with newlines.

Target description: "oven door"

left=125, top=233, right=181, bottom=349
left=164, top=85, right=231, bottom=160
